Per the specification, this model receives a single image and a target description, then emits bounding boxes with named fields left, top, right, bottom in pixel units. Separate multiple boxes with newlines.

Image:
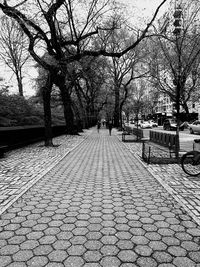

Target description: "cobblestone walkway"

left=0, top=129, right=200, bottom=266
left=123, top=138, right=200, bottom=226
left=0, top=131, right=90, bottom=215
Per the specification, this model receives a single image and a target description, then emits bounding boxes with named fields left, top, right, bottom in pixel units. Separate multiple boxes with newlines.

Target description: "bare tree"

left=148, top=0, right=200, bottom=157
left=0, top=16, right=30, bottom=96
left=109, top=37, right=149, bottom=128
left=0, top=0, right=167, bottom=145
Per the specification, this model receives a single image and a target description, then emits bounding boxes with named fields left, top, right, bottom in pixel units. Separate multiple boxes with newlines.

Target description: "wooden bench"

left=122, top=126, right=144, bottom=142
left=142, top=131, right=179, bottom=164
left=0, top=145, right=8, bottom=158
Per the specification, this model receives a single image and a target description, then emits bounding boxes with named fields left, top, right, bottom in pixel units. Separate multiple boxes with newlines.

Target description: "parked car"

left=163, top=119, right=184, bottom=131
left=140, top=120, right=152, bottom=129
left=129, top=120, right=135, bottom=125
left=188, top=120, right=200, bottom=134
left=135, top=120, right=142, bottom=127
left=148, top=120, right=158, bottom=127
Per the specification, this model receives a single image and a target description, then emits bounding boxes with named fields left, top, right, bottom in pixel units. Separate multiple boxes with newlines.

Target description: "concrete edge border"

left=0, top=133, right=89, bottom=216
left=120, top=136, right=200, bottom=227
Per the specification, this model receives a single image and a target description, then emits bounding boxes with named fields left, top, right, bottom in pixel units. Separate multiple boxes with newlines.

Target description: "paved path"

left=0, top=133, right=89, bottom=215
left=0, top=128, right=200, bottom=266
left=123, top=138, right=200, bottom=226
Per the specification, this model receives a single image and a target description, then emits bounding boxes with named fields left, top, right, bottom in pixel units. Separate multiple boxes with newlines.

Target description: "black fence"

left=142, top=131, right=178, bottom=164
left=122, top=126, right=144, bottom=142
left=0, top=125, right=67, bottom=150
left=149, top=130, right=178, bottom=149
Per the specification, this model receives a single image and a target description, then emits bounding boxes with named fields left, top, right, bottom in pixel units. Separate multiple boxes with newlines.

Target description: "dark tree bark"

left=16, top=70, right=23, bottom=97
left=114, top=84, right=120, bottom=128
left=74, top=82, right=87, bottom=129
left=55, top=75, right=76, bottom=134
left=42, top=74, right=53, bottom=146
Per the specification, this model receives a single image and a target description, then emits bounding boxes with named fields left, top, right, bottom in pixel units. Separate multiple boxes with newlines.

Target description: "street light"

left=173, top=5, right=182, bottom=36
left=173, top=3, right=183, bottom=158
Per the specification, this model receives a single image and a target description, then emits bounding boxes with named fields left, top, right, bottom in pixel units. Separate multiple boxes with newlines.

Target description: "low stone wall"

left=0, top=125, right=66, bottom=150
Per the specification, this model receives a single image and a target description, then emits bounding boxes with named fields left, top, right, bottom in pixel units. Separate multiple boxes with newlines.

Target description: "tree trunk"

left=16, top=71, right=23, bottom=97
left=175, top=83, right=181, bottom=159
left=74, top=83, right=86, bottom=129
left=42, top=74, right=53, bottom=146
left=57, top=76, right=76, bottom=134
left=114, top=85, right=120, bottom=128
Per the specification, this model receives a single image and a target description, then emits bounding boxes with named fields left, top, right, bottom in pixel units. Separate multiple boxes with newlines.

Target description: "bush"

left=18, top=116, right=43, bottom=126
left=0, top=90, right=65, bottom=127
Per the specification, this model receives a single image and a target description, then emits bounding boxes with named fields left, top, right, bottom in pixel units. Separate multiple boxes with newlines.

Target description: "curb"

left=120, top=134, right=200, bottom=227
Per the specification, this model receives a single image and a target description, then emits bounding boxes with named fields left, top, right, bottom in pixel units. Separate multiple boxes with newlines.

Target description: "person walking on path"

left=97, top=120, right=101, bottom=133
left=108, top=119, right=113, bottom=135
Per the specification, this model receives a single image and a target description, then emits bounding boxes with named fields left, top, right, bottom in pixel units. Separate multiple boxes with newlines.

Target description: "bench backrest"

left=149, top=130, right=178, bottom=148
left=124, top=126, right=143, bottom=139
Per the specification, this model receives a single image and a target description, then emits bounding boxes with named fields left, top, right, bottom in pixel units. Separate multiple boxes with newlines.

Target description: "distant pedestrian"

left=97, top=120, right=101, bottom=133
left=108, top=120, right=113, bottom=136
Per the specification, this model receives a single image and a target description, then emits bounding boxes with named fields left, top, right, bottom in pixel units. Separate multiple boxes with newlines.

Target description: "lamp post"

left=173, top=3, right=182, bottom=159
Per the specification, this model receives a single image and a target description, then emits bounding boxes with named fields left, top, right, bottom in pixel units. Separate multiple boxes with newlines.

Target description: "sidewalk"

left=122, top=135, right=200, bottom=226
left=0, top=130, right=91, bottom=215
left=0, top=128, right=200, bottom=266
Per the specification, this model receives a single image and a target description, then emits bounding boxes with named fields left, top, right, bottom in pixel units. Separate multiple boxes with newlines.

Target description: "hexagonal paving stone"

left=6, top=262, right=27, bottom=267
left=87, top=224, right=102, bottom=232
left=86, top=232, right=102, bottom=240
left=118, top=250, right=137, bottom=262
left=39, top=235, right=57, bottom=245
left=72, top=227, right=89, bottom=236
left=149, top=241, right=167, bottom=251
left=101, top=235, right=118, bottom=245
left=137, top=256, right=157, bottom=267
left=0, top=244, right=19, bottom=255
left=67, top=245, right=86, bottom=256
left=0, top=231, right=14, bottom=240
left=84, top=240, right=103, bottom=250
left=189, top=251, right=200, bottom=263
left=4, top=223, right=21, bottom=231
left=57, top=231, right=73, bottom=240
left=100, top=245, right=119, bottom=256
left=175, top=232, right=192, bottom=241
left=100, top=227, right=116, bottom=235
left=173, top=257, right=196, bottom=267
left=181, top=241, right=200, bottom=251
left=48, top=250, right=68, bottom=262
left=26, top=231, right=44, bottom=240
left=158, top=228, right=174, bottom=237
left=162, top=237, right=180, bottom=246
left=129, top=228, right=145, bottom=236
left=0, top=256, right=12, bottom=266
left=152, top=251, right=173, bottom=263
left=131, top=236, right=149, bottom=245
left=116, top=240, right=134, bottom=250
left=168, top=245, right=187, bottom=257
left=12, top=250, right=34, bottom=261
left=100, top=256, right=121, bottom=266
left=33, top=245, right=53, bottom=256
left=101, top=221, right=116, bottom=227
left=8, top=235, right=26, bottom=245
left=135, top=245, right=153, bottom=256
left=27, top=256, right=49, bottom=266
left=84, top=250, right=102, bottom=262
left=145, top=232, right=162, bottom=241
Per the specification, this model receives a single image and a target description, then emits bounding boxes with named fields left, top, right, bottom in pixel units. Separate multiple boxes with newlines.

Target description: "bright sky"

left=124, top=0, right=169, bottom=23
left=0, top=0, right=169, bottom=97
